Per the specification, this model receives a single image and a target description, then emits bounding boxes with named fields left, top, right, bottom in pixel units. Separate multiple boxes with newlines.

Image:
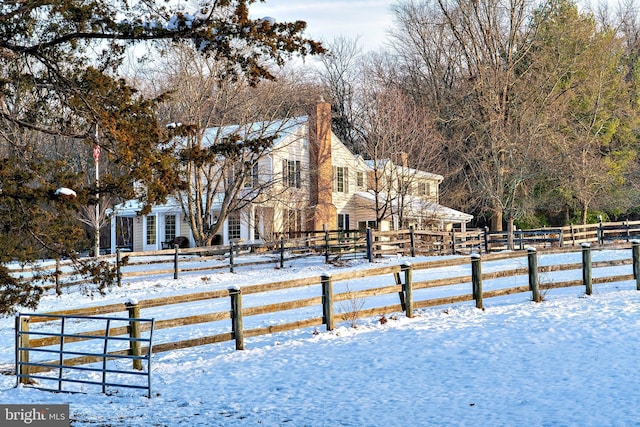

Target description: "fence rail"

left=9, top=221, right=640, bottom=291
left=16, top=242, right=640, bottom=383
left=485, top=220, right=640, bottom=251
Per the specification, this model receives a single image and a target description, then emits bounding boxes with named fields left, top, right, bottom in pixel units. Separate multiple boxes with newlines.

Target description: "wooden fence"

left=15, top=242, right=640, bottom=384
left=9, top=221, right=640, bottom=290
left=369, top=228, right=485, bottom=257
left=9, top=229, right=368, bottom=292
left=374, top=221, right=640, bottom=255
left=485, top=220, right=640, bottom=251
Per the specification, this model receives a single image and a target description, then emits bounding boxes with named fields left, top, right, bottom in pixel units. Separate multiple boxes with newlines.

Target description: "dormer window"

left=419, top=182, right=431, bottom=197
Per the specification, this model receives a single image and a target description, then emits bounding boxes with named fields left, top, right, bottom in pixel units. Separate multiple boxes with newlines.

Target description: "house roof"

left=354, top=191, right=473, bottom=224
left=364, top=159, right=443, bottom=182
left=196, top=116, right=308, bottom=150
left=108, top=197, right=183, bottom=216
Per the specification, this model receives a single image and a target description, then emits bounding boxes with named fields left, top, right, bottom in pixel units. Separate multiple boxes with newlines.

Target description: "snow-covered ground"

left=2, top=248, right=640, bottom=426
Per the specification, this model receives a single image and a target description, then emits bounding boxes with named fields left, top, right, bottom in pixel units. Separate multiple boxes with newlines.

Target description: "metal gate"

left=15, top=313, right=155, bottom=398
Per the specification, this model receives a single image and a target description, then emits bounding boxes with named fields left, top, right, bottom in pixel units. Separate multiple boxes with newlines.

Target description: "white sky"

left=250, top=0, right=396, bottom=52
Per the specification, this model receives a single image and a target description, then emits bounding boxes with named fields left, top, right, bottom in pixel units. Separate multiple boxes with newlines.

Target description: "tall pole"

left=93, top=124, right=100, bottom=258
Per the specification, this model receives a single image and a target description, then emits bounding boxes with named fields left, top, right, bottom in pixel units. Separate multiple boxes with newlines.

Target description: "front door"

left=143, top=215, right=158, bottom=251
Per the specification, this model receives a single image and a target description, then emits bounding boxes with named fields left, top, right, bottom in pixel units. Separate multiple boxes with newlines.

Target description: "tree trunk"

left=506, top=215, right=514, bottom=250
left=491, top=209, right=503, bottom=232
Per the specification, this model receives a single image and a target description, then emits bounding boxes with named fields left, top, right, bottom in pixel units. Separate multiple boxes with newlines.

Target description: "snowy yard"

left=1, top=248, right=640, bottom=426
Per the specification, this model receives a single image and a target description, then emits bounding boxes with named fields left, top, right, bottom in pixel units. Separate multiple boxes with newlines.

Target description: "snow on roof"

left=197, top=116, right=308, bottom=150
left=354, top=191, right=473, bottom=223
left=109, top=193, right=234, bottom=216
left=108, top=197, right=183, bottom=216
left=363, top=159, right=443, bottom=182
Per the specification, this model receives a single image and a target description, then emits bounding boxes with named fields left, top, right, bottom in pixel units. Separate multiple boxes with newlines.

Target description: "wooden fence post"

left=16, top=315, right=30, bottom=384
left=409, top=226, right=416, bottom=257
left=401, top=263, right=414, bottom=318
left=173, top=244, right=179, bottom=280
left=116, top=248, right=122, bottom=288
left=514, top=230, right=521, bottom=251
left=229, top=286, right=244, bottom=350
left=53, top=257, right=61, bottom=296
left=126, top=300, right=142, bottom=370
left=597, top=220, right=603, bottom=245
left=507, top=226, right=514, bottom=251
left=366, top=228, right=373, bottom=263
left=321, top=274, right=334, bottom=331
left=471, top=254, right=483, bottom=309
left=633, top=240, right=640, bottom=291
left=450, top=229, right=456, bottom=255
left=229, top=242, right=235, bottom=273
left=582, top=243, right=592, bottom=296
left=527, top=247, right=541, bottom=303
left=280, top=237, right=285, bottom=269
left=324, top=229, right=330, bottom=263
left=352, top=231, right=357, bottom=259
left=483, top=226, right=490, bottom=253
left=625, top=220, right=630, bottom=241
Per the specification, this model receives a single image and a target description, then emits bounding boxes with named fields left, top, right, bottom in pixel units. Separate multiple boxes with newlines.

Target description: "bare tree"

left=388, top=0, right=640, bottom=230
left=357, top=83, right=444, bottom=229
left=153, top=47, right=313, bottom=246
left=316, top=36, right=366, bottom=153
left=389, top=0, right=562, bottom=234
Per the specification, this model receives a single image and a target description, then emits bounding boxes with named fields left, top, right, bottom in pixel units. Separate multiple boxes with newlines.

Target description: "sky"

left=250, top=0, right=397, bottom=52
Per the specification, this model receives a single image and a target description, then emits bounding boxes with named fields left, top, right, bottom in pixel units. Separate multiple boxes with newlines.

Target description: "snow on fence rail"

left=15, top=242, right=640, bottom=385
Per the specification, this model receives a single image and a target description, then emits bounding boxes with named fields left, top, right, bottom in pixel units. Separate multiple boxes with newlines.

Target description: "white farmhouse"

left=108, top=102, right=472, bottom=253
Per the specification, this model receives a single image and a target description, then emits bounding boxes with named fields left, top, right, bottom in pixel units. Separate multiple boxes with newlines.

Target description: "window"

left=254, top=209, right=261, bottom=240
left=333, top=166, right=349, bottom=193
left=356, top=171, right=364, bottom=188
left=358, top=220, right=377, bottom=231
left=418, top=182, right=432, bottom=196
left=165, top=215, right=176, bottom=242
left=253, top=164, right=259, bottom=188
left=146, top=215, right=156, bottom=245
left=115, top=217, right=133, bottom=249
left=337, top=213, right=350, bottom=230
left=244, top=164, right=259, bottom=188
left=284, top=209, right=302, bottom=234
left=228, top=212, right=241, bottom=241
left=255, top=207, right=274, bottom=240
left=283, top=159, right=301, bottom=188
left=398, top=178, right=410, bottom=194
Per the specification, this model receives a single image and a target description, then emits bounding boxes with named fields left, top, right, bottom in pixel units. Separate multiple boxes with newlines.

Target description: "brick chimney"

left=308, top=100, right=337, bottom=231
left=392, top=151, right=408, bottom=168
